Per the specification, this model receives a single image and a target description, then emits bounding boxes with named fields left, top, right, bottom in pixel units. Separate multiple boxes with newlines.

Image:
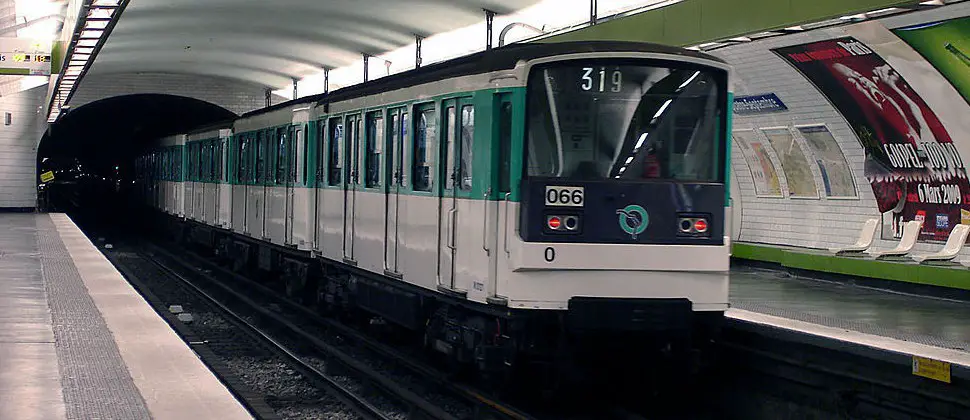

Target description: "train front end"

left=499, top=50, right=732, bottom=368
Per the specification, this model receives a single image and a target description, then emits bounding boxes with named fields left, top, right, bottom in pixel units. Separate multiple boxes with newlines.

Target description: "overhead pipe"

left=498, top=22, right=546, bottom=47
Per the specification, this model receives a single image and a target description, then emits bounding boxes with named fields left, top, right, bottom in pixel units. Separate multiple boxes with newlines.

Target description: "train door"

left=285, top=125, right=298, bottom=245
left=437, top=99, right=462, bottom=292
left=343, top=114, right=361, bottom=262
left=384, top=108, right=407, bottom=275
left=492, top=95, right=515, bottom=301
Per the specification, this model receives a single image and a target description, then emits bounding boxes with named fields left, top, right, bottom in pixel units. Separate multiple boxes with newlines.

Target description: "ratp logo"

left=616, top=205, right=649, bottom=239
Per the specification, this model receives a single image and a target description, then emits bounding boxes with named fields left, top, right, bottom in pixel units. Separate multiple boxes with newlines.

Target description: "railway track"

left=113, top=238, right=543, bottom=420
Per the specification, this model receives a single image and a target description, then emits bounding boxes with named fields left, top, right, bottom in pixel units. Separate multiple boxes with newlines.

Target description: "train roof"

left=241, top=40, right=725, bottom=119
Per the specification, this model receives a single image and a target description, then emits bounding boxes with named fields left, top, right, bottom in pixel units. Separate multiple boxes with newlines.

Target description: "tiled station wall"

left=712, top=2, right=970, bottom=259
left=0, top=86, right=51, bottom=208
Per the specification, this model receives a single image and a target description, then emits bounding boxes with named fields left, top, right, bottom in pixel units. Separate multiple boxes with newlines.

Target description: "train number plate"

left=545, top=186, right=585, bottom=207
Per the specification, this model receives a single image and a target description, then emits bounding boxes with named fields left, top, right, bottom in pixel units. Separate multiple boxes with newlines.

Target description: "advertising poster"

left=796, top=125, right=857, bottom=198
left=893, top=17, right=970, bottom=105
left=733, top=130, right=783, bottom=197
left=773, top=37, right=970, bottom=241
left=762, top=127, right=818, bottom=198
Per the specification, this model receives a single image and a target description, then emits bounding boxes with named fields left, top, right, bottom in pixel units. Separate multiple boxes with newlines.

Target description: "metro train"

left=134, top=40, right=733, bottom=384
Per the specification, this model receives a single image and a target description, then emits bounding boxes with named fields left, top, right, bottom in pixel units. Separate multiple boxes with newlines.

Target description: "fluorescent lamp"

left=652, top=100, right=673, bottom=119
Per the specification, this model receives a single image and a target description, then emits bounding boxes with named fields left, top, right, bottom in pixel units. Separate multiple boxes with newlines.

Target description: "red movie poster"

left=773, top=37, right=970, bottom=242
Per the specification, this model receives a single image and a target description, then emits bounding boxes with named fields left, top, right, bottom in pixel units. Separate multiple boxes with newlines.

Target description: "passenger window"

left=401, top=112, right=409, bottom=187
left=328, top=117, right=343, bottom=186
left=459, top=105, right=474, bottom=191
left=444, top=107, right=456, bottom=190
left=365, top=111, right=383, bottom=188
left=498, top=102, right=512, bottom=194
left=412, top=107, right=435, bottom=192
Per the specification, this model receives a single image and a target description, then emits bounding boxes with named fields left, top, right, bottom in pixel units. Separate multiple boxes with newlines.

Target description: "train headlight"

left=546, top=214, right=581, bottom=233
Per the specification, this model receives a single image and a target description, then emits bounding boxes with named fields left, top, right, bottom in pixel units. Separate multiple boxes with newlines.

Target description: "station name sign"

left=0, top=38, right=52, bottom=76
left=733, top=93, right=788, bottom=115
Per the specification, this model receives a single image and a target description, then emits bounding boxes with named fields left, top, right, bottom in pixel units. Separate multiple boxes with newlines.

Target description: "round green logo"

left=616, top=204, right=649, bottom=239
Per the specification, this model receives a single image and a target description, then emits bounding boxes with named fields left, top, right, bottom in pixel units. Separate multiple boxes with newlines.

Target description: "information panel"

left=0, top=38, right=52, bottom=76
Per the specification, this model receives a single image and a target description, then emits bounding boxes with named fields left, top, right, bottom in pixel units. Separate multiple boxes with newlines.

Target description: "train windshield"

left=526, top=60, right=726, bottom=182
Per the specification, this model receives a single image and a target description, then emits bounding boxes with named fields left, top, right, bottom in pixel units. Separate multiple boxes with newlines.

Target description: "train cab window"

left=459, top=105, right=474, bottom=191
left=412, top=106, right=435, bottom=192
left=498, top=101, right=512, bottom=194
left=365, top=111, right=383, bottom=188
left=328, top=117, right=343, bottom=186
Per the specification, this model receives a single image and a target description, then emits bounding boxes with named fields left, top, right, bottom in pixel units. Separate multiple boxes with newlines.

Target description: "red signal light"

left=548, top=216, right=562, bottom=230
left=694, top=218, right=708, bottom=233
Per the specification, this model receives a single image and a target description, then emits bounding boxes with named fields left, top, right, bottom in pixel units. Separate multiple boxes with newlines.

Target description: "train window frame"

left=411, top=103, right=436, bottom=193
left=364, top=110, right=384, bottom=189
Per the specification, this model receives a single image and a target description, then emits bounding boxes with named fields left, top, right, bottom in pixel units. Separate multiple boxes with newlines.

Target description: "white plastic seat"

left=866, top=220, right=923, bottom=259
left=911, top=224, right=970, bottom=263
left=828, top=218, right=879, bottom=254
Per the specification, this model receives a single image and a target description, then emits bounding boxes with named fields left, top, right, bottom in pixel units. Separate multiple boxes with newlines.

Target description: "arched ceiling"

left=87, top=0, right=544, bottom=89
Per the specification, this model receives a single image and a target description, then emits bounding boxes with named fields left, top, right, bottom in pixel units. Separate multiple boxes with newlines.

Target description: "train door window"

left=498, top=101, right=513, bottom=194
left=346, top=114, right=361, bottom=185
left=289, top=126, right=298, bottom=184
left=400, top=111, right=409, bottom=187
left=256, top=131, right=266, bottom=184
left=365, top=111, right=383, bottom=188
left=444, top=106, right=456, bottom=190
left=276, top=128, right=286, bottom=185
left=238, top=136, right=248, bottom=184
left=298, top=125, right=306, bottom=185
left=328, top=117, right=343, bottom=186
left=316, top=121, right=326, bottom=185
left=412, top=105, right=435, bottom=192
left=459, top=105, right=474, bottom=191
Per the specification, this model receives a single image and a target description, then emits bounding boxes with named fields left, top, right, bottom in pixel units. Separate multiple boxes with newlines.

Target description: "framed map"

left=796, top=125, right=857, bottom=198
left=762, top=127, right=819, bottom=198
left=733, top=130, right=783, bottom=197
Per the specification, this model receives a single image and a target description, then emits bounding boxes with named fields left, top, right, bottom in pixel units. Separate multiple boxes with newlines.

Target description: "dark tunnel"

left=38, top=93, right=236, bottom=231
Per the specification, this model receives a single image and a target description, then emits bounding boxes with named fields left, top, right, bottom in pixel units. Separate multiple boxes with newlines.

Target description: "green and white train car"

left=136, top=40, right=734, bottom=380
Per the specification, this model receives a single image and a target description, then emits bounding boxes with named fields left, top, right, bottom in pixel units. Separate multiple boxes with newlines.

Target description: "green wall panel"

left=541, top=0, right=917, bottom=46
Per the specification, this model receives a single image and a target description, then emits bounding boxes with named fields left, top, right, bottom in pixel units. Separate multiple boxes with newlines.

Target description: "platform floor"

left=729, top=264, right=970, bottom=364
left=0, top=212, right=252, bottom=420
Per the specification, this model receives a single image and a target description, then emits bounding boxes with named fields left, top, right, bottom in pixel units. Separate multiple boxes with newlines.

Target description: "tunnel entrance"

left=37, top=94, right=236, bottom=229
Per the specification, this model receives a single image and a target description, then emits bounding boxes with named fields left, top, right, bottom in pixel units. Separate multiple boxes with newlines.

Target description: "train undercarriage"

left=152, top=212, right=724, bottom=398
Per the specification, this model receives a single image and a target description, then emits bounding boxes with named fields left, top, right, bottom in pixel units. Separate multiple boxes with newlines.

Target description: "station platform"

left=0, top=212, right=252, bottom=420
left=727, top=261, right=970, bottom=380
left=732, top=242, right=970, bottom=293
